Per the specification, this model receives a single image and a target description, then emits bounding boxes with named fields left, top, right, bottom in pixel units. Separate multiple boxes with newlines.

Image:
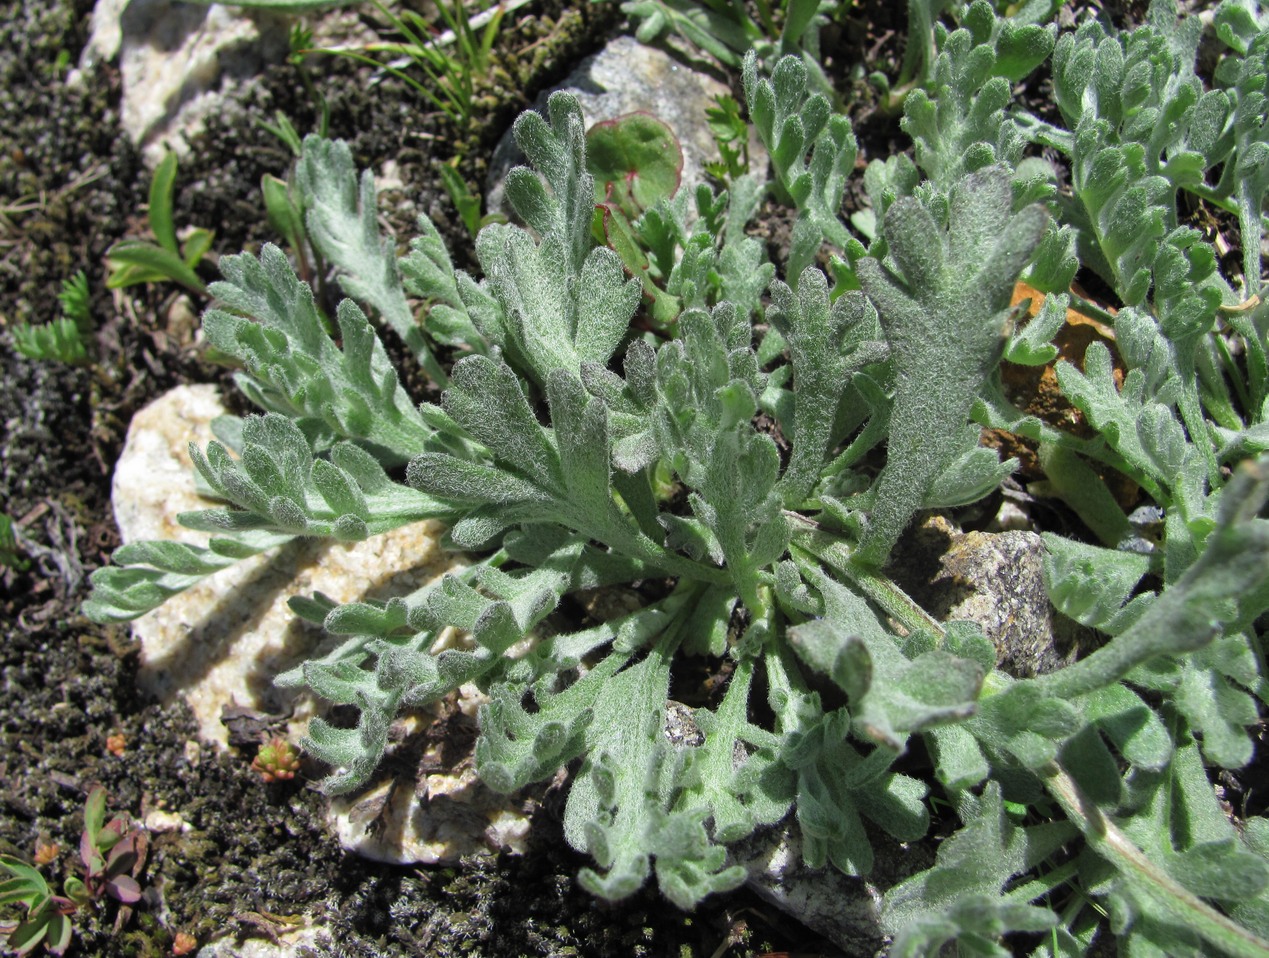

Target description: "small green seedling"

left=106, top=151, right=212, bottom=296
left=71, top=786, right=145, bottom=908
left=290, top=0, right=507, bottom=132
left=11, top=271, right=92, bottom=366
left=0, top=787, right=145, bottom=956
left=439, top=160, right=506, bottom=241
left=251, top=736, right=303, bottom=783
left=587, top=112, right=683, bottom=218
left=260, top=167, right=327, bottom=294
left=0, top=513, right=28, bottom=572
left=704, top=94, right=750, bottom=183
left=0, top=858, right=74, bottom=956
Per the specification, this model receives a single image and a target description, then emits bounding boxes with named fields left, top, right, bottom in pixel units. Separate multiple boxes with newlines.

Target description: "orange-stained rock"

left=983, top=283, right=1138, bottom=508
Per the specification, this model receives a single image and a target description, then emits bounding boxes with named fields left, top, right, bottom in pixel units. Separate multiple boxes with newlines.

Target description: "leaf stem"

left=606, top=523, right=733, bottom=587
left=1003, top=857, right=1081, bottom=908
left=1063, top=292, right=1118, bottom=327
left=1041, top=762, right=1269, bottom=958
left=788, top=519, right=946, bottom=638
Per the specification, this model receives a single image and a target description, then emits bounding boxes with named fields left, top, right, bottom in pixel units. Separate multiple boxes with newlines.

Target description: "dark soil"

left=0, top=2, right=881, bottom=956
left=2, top=0, right=1243, bottom=955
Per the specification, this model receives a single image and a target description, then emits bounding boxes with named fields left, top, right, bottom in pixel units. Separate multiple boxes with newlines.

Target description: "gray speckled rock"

left=722, top=514, right=1084, bottom=950
left=486, top=35, right=764, bottom=213
left=888, top=513, right=1092, bottom=677
left=730, top=820, right=932, bottom=955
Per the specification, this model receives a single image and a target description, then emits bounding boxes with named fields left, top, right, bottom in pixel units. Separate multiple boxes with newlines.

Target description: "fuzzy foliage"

left=84, top=3, right=1269, bottom=953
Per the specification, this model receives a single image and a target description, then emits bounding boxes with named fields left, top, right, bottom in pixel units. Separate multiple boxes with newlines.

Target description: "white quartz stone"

left=196, top=926, right=327, bottom=958
left=112, top=385, right=534, bottom=867
left=80, top=0, right=290, bottom=165
left=113, top=385, right=456, bottom=748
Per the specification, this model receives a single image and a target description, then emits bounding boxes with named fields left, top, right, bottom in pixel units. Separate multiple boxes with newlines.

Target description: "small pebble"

left=144, top=809, right=190, bottom=834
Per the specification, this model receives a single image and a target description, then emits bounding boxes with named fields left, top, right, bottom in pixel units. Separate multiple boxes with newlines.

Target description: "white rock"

left=324, top=678, right=533, bottom=866
left=143, top=809, right=190, bottom=834
left=80, top=0, right=290, bottom=165
left=196, top=925, right=327, bottom=958
left=330, top=775, right=531, bottom=866
left=113, top=385, right=533, bottom=866
left=322, top=674, right=532, bottom=864
left=113, top=385, right=457, bottom=747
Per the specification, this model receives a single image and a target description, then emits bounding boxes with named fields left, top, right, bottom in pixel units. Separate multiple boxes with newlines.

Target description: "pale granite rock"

left=143, top=808, right=191, bottom=835
left=112, top=385, right=534, bottom=867
left=325, top=682, right=536, bottom=865
left=79, top=0, right=291, bottom=165
left=323, top=686, right=536, bottom=862
left=112, top=384, right=456, bottom=747
left=196, top=925, right=327, bottom=958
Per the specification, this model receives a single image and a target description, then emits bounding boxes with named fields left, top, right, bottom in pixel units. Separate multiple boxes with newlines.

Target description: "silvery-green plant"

left=86, top=1, right=1269, bottom=952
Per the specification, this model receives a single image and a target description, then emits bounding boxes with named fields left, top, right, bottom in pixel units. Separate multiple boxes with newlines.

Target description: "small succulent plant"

left=251, top=736, right=303, bottom=783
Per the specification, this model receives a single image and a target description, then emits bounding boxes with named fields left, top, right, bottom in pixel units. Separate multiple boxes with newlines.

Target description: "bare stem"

left=1042, top=763, right=1269, bottom=958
